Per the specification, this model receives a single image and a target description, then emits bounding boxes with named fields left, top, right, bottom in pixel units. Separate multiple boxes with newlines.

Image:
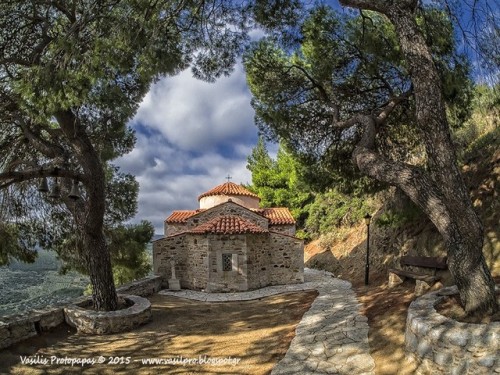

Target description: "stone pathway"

left=159, top=268, right=375, bottom=374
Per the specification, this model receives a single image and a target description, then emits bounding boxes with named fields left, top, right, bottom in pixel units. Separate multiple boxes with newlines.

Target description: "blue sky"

left=116, top=63, right=261, bottom=234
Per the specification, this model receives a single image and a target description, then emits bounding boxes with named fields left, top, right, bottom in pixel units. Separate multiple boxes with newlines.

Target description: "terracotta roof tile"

left=253, top=207, right=296, bottom=225
left=166, top=207, right=296, bottom=225
left=198, top=182, right=260, bottom=201
left=190, top=215, right=268, bottom=234
left=165, top=210, right=203, bottom=223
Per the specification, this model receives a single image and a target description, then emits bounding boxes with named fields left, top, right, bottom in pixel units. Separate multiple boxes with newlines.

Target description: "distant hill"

left=0, top=249, right=89, bottom=317
left=0, top=237, right=161, bottom=317
left=7, top=249, right=60, bottom=271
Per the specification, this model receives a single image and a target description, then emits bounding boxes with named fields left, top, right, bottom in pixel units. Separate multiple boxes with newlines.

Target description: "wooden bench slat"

left=388, top=268, right=440, bottom=283
left=400, top=255, right=447, bottom=269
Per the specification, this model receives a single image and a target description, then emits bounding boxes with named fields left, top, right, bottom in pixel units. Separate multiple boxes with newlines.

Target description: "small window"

left=222, top=253, right=232, bottom=271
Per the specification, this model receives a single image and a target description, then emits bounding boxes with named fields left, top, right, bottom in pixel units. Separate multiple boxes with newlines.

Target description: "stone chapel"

left=153, top=181, right=304, bottom=292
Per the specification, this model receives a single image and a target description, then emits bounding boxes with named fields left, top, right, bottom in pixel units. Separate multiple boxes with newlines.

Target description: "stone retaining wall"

left=115, top=275, right=162, bottom=297
left=64, top=295, right=151, bottom=334
left=405, top=285, right=499, bottom=374
left=0, top=275, right=161, bottom=350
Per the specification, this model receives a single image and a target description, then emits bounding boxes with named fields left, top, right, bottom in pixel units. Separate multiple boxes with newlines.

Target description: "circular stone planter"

left=64, top=294, right=151, bottom=334
left=405, top=285, right=499, bottom=375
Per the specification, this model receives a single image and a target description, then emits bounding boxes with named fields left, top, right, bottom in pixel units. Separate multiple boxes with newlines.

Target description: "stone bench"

left=388, top=255, right=447, bottom=296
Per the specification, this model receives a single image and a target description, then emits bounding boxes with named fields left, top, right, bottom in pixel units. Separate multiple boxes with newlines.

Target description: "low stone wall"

left=116, top=275, right=163, bottom=297
left=405, top=285, right=499, bottom=374
left=64, top=295, right=151, bottom=334
left=0, top=305, right=66, bottom=350
left=0, top=275, right=162, bottom=349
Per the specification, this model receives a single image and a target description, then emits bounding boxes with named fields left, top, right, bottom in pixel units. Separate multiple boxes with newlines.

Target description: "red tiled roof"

left=165, top=210, right=204, bottom=223
left=253, top=207, right=296, bottom=225
left=166, top=206, right=295, bottom=225
left=190, top=215, right=268, bottom=234
left=198, top=182, right=260, bottom=201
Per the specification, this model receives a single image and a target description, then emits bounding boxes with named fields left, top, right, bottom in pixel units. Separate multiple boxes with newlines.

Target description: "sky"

left=116, top=62, right=262, bottom=234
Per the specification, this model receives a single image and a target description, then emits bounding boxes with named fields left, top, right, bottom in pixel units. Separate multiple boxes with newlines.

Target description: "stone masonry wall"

left=165, top=222, right=187, bottom=237
left=405, top=285, right=499, bottom=374
left=153, top=235, right=188, bottom=288
left=269, top=225, right=296, bottom=236
left=246, top=233, right=304, bottom=289
left=64, top=294, right=152, bottom=334
left=154, top=234, right=212, bottom=290
left=267, top=233, right=304, bottom=285
left=0, top=307, right=64, bottom=350
left=206, top=234, right=248, bottom=292
left=115, top=276, right=162, bottom=297
left=246, top=234, right=271, bottom=290
left=184, top=236, right=209, bottom=290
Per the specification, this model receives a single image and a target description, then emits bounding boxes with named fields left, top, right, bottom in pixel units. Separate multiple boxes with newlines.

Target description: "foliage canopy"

left=244, top=6, right=472, bottom=174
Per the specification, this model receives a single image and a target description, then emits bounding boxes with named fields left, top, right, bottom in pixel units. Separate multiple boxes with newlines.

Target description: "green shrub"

left=375, top=204, right=422, bottom=228
left=305, top=189, right=375, bottom=237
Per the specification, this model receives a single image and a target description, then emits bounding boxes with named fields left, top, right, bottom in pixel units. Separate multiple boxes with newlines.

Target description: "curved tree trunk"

left=341, top=0, right=498, bottom=317
left=56, top=110, right=118, bottom=311
left=387, top=4, right=497, bottom=317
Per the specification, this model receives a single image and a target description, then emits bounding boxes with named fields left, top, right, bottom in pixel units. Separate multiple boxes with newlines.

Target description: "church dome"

left=198, top=181, right=260, bottom=209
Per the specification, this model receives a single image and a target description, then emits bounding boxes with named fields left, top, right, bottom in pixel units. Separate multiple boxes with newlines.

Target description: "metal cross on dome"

left=225, top=174, right=232, bottom=182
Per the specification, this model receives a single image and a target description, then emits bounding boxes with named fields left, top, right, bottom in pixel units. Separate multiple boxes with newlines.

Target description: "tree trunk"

left=353, top=118, right=498, bottom=316
left=80, top=164, right=118, bottom=311
left=83, top=227, right=118, bottom=311
left=444, top=224, right=497, bottom=316
left=341, top=0, right=498, bottom=317
left=56, top=110, right=118, bottom=311
left=387, top=5, right=497, bottom=317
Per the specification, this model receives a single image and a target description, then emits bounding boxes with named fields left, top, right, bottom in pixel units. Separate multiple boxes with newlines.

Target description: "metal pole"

left=365, top=222, right=370, bottom=285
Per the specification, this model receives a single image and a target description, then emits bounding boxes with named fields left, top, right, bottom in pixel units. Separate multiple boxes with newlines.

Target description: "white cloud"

left=116, top=63, right=257, bottom=233
left=132, top=64, right=255, bottom=153
left=130, top=156, right=252, bottom=233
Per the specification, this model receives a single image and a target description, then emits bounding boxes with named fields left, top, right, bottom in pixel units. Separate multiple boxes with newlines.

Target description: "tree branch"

left=339, top=0, right=389, bottom=13
left=355, top=143, right=451, bottom=233
left=288, top=64, right=341, bottom=122
left=52, top=0, right=77, bottom=23
left=333, top=89, right=411, bottom=130
left=339, top=0, right=417, bottom=14
left=0, top=167, right=85, bottom=189
left=351, top=114, right=452, bottom=235
left=18, top=121, right=66, bottom=159
left=375, top=89, right=412, bottom=124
